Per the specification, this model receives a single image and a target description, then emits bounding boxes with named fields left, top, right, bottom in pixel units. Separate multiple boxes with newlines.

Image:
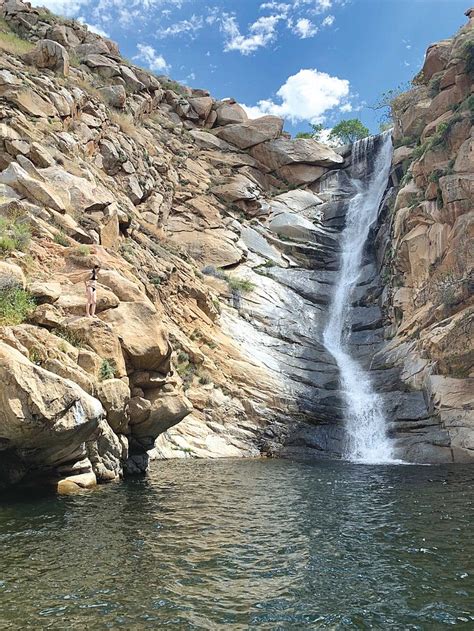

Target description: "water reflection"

left=0, top=459, right=473, bottom=629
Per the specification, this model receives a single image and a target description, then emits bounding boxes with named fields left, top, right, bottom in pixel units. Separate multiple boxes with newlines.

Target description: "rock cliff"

left=375, top=9, right=474, bottom=462
left=0, top=0, right=472, bottom=490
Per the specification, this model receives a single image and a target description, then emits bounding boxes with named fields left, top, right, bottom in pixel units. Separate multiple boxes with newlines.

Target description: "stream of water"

left=0, top=459, right=473, bottom=629
left=323, top=132, right=395, bottom=464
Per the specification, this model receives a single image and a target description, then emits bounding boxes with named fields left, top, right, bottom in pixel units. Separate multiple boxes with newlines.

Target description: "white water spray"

left=323, top=132, right=394, bottom=464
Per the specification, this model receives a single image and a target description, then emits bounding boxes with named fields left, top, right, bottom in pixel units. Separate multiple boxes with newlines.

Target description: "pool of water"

left=0, top=459, right=473, bottom=629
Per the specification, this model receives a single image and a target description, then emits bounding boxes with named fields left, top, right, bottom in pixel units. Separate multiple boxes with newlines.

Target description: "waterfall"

left=323, top=132, right=394, bottom=464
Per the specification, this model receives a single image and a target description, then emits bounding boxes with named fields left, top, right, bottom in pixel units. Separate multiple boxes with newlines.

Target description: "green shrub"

left=428, top=75, right=442, bottom=97
left=99, top=358, right=117, bottom=381
left=0, top=235, right=16, bottom=254
left=429, top=168, right=446, bottom=183
left=462, top=39, right=474, bottom=77
left=149, top=275, right=163, bottom=287
left=430, top=114, right=462, bottom=149
left=226, top=277, right=255, bottom=293
left=0, top=217, right=31, bottom=255
left=459, top=94, right=474, bottom=123
left=0, top=288, right=35, bottom=325
left=160, top=78, right=186, bottom=95
left=412, top=142, right=428, bottom=160
left=393, top=136, right=417, bottom=149
left=28, top=348, right=42, bottom=365
left=177, top=350, right=190, bottom=363
left=400, top=171, right=413, bottom=186
left=53, top=231, right=70, bottom=247
left=76, top=245, right=91, bottom=256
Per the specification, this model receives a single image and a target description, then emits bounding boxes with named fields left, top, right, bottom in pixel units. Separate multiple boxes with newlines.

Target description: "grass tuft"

left=0, top=18, right=35, bottom=55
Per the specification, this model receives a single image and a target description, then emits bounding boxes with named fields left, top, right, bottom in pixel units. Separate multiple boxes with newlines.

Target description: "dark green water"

left=0, top=459, right=473, bottom=630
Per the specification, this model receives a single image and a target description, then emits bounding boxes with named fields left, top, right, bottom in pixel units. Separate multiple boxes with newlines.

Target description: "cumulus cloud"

left=221, top=13, right=285, bottom=55
left=133, top=44, right=170, bottom=72
left=292, top=17, right=318, bottom=38
left=242, top=68, right=350, bottom=123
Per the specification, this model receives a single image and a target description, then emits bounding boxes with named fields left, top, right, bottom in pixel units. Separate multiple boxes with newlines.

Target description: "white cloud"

left=321, top=14, right=335, bottom=27
left=30, top=0, right=90, bottom=15
left=260, top=2, right=290, bottom=12
left=294, top=0, right=332, bottom=11
left=157, top=14, right=203, bottom=37
left=340, top=103, right=352, bottom=112
left=78, top=16, right=109, bottom=36
left=317, top=0, right=332, bottom=9
left=133, top=44, right=170, bottom=72
left=242, top=68, right=350, bottom=123
left=292, top=17, right=318, bottom=38
left=221, top=13, right=285, bottom=55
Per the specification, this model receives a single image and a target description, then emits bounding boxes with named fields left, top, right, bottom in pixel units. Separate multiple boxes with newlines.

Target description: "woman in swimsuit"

left=85, top=265, right=100, bottom=317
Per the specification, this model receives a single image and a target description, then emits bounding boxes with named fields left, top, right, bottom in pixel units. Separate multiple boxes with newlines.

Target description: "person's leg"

left=90, top=289, right=97, bottom=317
left=86, top=287, right=92, bottom=317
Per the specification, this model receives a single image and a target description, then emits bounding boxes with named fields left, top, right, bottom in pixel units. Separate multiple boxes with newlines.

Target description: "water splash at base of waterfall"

left=323, top=132, right=396, bottom=464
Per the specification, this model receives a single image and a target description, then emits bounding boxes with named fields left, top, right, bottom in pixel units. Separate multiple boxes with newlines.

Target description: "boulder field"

left=0, top=1, right=472, bottom=490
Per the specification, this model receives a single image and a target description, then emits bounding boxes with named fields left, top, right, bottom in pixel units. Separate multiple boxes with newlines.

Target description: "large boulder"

left=188, top=129, right=235, bottom=152
left=0, top=161, right=66, bottom=211
left=250, top=137, right=344, bottom=171
left=421, top=40, right=452, bottom=82
left=188, top=96, right=213, bottom=120
left=98, top=269, right=146, bottom=302
left=0, top=342, right=103, bottom=487
left=63, top=317, right=127, bottom=378
left=131, top=391, right=193, bottom=438
left=96, top=378, right=130, bottom=433
left=97, top=85, right=126, bottom=109
left=100, top=301, right=171, bottom=372
left=81, top=54, right=120, bottom=78
left=275, top=163, right=327, bottom=185
left=0, top=86, right=57, bottom=118
left=215, top=101, right=248, bottom=126
left=211, top=173, right=260, bottom=202
left=23, top=39, right=69, bottom=76
left=215, top=116, right=283, bottom=149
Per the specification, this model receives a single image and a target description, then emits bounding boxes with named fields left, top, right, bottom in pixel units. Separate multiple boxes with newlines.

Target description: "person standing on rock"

left=85, top=265, right=100, bottom=317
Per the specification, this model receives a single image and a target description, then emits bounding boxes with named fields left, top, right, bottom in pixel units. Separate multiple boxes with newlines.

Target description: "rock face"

left=376, top=15, right=474, bottom=463
left=0, top=342, right=103, bottom=487
left=215, top=116, right=283, bottom=149
left=0, top=0, right=472, bottom=490
left=23, top=39, right=69, bottom=75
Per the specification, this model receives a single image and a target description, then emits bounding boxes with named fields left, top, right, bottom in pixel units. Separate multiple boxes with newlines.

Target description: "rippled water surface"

left=0, top=459, right=473, bottom=629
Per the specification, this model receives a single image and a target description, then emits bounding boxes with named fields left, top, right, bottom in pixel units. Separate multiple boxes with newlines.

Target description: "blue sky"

left=35, top=0, right=468, bottom=135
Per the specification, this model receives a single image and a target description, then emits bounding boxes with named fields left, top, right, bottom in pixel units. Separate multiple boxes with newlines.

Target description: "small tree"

left=369, top=81, right=411, bottom=126
left=329, top=119, right=369, bottom=145
left=295, top=123, right=324, bottom=141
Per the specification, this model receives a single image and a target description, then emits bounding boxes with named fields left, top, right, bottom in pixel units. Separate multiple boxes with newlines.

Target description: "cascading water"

left=323, top=132, right=394, bottom=464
